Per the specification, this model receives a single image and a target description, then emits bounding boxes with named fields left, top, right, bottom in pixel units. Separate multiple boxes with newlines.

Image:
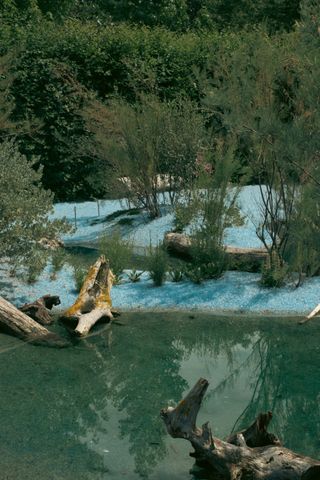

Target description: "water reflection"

left=0, top=313, right=319, bottom=479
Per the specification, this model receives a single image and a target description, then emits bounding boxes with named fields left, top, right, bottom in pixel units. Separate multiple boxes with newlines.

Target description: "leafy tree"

left=10, top=52, right=104, bottom=200
left=0, top=139, right=70, bottom=273
left=202, top=15, right=320, bottom=286
left=103, top=95, right=206, bottom=218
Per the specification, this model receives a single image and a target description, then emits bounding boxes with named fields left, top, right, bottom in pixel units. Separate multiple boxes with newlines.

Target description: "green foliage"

left=50, top=249, right=67, bottom=280
left=0, top=13, right=225, bottom=201
left=169, top=268, right=184, bottom=282
left=105, top=94, right=205, bottom=217
left=73, top=265, right=87, bottom=292
left=10, top=51, right=103, bottom=201
left=190, top=238, right=228, bottom=281
left=260, top=252, right=287, bottom=288
left=185, top=264, right=203, bottom=284
left=202, top=15, right=320, bottom=285
left=99, top=230, right=133, bottom=279
left=60, top=0, right=301, bottom=32
left=179, top=139, right=242, bottom=282
left=173, top=202, right=193, bottom=233
left=198, top=0, right=300, bottom=32
left=147, top=244, right=168, bottom=286
left=284, top=185, right=320, bottom=283
left=127, top=269, right=144, bottom=283
left=0, top=139, right=70, bottom=270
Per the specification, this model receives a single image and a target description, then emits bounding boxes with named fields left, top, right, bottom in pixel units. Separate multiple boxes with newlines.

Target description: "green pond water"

left=0, top=313, right=319, bottom=479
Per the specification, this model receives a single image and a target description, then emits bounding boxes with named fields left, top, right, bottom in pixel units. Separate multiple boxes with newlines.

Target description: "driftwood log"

left=19, top=294, right=61, bottom=326
left=161, top=378, right=320, bottom=480
left=0, top=296, right=68, bottom=347
left=63, top=255, right=114, bottom=336
left=164, top=232, right=268, bottom=271
left=299, top=303, right=320, bottom=325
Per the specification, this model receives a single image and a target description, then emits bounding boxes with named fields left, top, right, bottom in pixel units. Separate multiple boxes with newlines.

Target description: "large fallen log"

left=0, top=296, right=68, bottom=347
left=63, top=255, right=114, bottom=336
left=164, top=232, right=268, bottom=271
left=19, top=294, right=61, bottom=326
left=161, top=378, right=320, bottom=480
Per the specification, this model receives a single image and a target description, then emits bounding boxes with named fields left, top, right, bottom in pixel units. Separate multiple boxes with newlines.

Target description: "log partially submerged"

left=299, top=303, right=320, bottom=325
left=63, top=255, right=114, bottom=336
left=161, top=378, right=320, bottom=480
left=164, top=232, right=268, bottom=271
left=19, top=294, right=61, bottom=326
left=0, top=295, right=68, bottom=347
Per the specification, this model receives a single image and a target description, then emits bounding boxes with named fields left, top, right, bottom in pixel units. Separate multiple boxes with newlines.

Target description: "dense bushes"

left=0, top=0, right=300, bottom=32
left=0, top=19, right=224, bottom=200
left=0, top=139, right=70, bottom=271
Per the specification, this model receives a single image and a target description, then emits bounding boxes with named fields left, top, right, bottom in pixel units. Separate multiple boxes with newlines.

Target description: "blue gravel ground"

left=2, top=186, right=318, bottom=315
left=2, top=265, right=319, bottom=316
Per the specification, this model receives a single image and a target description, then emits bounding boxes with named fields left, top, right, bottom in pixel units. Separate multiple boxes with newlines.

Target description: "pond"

left=0, top=313, right=319, bottom=479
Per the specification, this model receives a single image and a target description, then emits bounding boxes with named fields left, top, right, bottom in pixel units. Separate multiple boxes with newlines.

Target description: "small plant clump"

left=169, top=268, right=184, bottom=282
left=127, top=269, right=144, bottom=283
left=260, top=252, right=287, bottom=288
left=99, top=230, right=133, bottom=280
left=147, top=243, right=168, bottom=287
left=189, top=237, right=229, bottom=283
left=50, top=249, right=67, bottom=280
left=185, top=265, right=203, bottom=284
left=73, top=266, right=87, bottom=292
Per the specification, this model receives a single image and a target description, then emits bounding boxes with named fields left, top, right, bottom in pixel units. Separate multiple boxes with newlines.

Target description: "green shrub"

left=190, top=237, right=229, bottom=280
left=50, top=249, right=67, bottom=280
left=173, top=200, right=199, bottom=233
left=127, top=269, right=144, bottom=283
left=169, top=268, right=184, bottom=282
left=147, top=244, right=168, bottom=287
left=99, top=230, right=133, bottom=279
left=73, top=265, right=87, bottom=292
left=260, top=252, right=287, bottom=288
left=185, top=265, right=203, bottom=284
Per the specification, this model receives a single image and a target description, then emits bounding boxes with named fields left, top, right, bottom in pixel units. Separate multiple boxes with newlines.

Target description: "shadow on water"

left=0, top=313, right=319, bottom=479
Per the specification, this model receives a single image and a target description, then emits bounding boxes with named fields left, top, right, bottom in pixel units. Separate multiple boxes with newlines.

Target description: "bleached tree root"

left=63, top=255, right=115, bottom=336
left=161, top=378, right=320, bottom=480
left=0, top=295, right=68, bottom=347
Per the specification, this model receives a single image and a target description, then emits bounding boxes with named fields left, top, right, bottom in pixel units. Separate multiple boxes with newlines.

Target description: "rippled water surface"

left=0, top=313, right=319, bottom=479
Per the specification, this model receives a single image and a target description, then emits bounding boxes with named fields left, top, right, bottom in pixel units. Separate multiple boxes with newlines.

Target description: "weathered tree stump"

left=63, top=255, right=114, bottom=336
left=19, top=294, right=61, bottom=326
left=0, top=296, right=68, bottom=347
left=164, top=232, right=268, bottom=271
left=161, top=378, right=320, bottom=479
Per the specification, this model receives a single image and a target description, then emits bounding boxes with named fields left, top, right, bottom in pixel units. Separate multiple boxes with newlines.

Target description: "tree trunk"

left=0, top=296, right=69, bottom=347
left=164, top=232, right=268, bottom=271
left=19, top=294, right=61, bottom=326
left=63, top=255, right=114, bottom=336
left=161, top=378, right=320, bottom=480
